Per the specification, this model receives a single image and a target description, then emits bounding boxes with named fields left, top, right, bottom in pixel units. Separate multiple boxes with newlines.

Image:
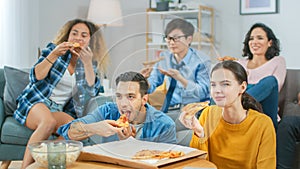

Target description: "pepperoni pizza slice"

left=116, top=114, right=129, bottom=128
left=182, top=102, right=209, bottom=119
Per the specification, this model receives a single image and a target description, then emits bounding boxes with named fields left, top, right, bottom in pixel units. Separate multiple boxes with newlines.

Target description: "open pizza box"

left=78, top=137, right=207, bottom=169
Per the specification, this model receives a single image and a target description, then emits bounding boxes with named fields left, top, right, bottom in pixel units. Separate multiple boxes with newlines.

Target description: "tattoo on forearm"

left=70, top=122, right=89, bottom=138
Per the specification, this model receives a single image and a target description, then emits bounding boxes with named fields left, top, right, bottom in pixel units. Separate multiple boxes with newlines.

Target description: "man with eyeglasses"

left=141, top=18, right=211, bottom=116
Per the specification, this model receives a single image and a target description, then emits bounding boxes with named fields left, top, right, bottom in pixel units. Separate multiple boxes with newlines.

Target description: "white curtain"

left=0, top=0, right=39, bottom=68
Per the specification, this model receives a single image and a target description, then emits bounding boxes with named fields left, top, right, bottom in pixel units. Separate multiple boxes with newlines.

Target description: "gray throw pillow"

left=3, top=66, right=30, bottom=115
left=282, top=102, right=300, bottom=117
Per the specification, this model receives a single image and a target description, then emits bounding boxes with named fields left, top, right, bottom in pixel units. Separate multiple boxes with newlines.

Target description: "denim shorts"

left=44, top=98, right=64, bottom=112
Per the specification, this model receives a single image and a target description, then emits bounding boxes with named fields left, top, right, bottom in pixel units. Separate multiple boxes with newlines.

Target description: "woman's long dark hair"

left=211, top=61, right=263, bottom=112
left=242, top=23, right=280, bottom=60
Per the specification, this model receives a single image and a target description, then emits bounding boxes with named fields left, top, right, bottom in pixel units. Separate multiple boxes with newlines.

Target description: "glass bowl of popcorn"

left=29, top=140, right=82, bottom=168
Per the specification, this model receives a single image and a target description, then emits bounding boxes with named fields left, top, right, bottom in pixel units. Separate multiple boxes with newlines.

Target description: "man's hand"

left=140, top=67, right=153, bottom=78
left=116, top=125, right=136, bottom=140
left=159, top=68, right=188, bottom=88
left=91, top=120, right=123, bottom=137
left=159, top=68, right=182, bottom=80
left=68, top=121, right=122, bottom=140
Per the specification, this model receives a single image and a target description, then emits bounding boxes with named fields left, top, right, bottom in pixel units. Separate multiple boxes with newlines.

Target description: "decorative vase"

left=156, top=1, right=169, bottom=11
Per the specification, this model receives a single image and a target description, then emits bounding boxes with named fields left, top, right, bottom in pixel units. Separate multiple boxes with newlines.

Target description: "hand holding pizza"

left=179, top=102, right=209, bottom=138
left=50, top=42, right=74, bottom=58
left=179, top=112, right=204, bottom=138
left=115, top=114, right=136, bottom=140
left=69, top=42, right=82, bottom=57
left=87, top=120, right=122, bottom=137
left=116, top=125, right=136, bottom=140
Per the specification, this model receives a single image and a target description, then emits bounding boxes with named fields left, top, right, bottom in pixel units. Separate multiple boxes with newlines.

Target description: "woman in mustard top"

left=179, top=60, right=276, bottom=169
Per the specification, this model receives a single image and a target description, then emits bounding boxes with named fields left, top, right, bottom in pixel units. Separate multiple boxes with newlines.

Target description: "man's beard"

left=130, top=102, right=144, bottom=124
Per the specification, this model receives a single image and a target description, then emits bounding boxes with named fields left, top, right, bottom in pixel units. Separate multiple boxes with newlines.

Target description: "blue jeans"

left=277, top=116, right=300, bottom=169
left=44, top=98, right=64, bottom=112
left=246, top=76, right=278, bottom=129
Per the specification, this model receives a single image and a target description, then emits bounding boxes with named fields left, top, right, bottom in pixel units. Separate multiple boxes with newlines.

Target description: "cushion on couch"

left=278, top=69, right=300, bottom=117
left=1, top=116, right=33, bottom=145
left=1, top=116, right=58, bottom=145
left=283, top=102, right=300, bottom=117
left=3, top=66, right=30, bottom=115
left=0, top=69, right=5, bottom=99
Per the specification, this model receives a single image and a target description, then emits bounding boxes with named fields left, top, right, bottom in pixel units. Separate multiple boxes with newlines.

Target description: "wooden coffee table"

left=27, top=156, right=217, bottom=169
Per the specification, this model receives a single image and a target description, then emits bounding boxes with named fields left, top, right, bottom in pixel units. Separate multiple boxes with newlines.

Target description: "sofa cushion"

left=1, top=116, right=33, bottom=145
left=278, top=69, right=300, bottom=117
left=166, top=111, right=193, bottom=146
left=0, top=69, right=5, bottom=99
left=282, top=102, right=300, bottom=117
left=3, top=66, right=30, bottom=115
left=1, top=117, right=59, bottom=145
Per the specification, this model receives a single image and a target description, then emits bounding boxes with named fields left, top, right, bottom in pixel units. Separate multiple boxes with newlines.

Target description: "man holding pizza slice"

left=57, top=71, right=177, bottom=144
left=141, top=18, right=211, bottom=115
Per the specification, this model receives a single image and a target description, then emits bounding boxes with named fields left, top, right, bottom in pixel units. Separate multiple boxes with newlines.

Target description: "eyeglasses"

left=164, top=35, right=187, bottom=42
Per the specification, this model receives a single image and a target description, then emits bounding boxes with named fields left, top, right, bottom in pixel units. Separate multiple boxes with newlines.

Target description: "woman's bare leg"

left=21, top=103, right=74, bottom=169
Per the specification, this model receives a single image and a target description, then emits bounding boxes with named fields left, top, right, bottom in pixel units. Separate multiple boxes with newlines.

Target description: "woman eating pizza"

left=179, top=61, right=276, bottom=169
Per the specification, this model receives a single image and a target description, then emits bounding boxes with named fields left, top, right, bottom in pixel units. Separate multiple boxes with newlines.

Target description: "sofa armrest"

left=0, top=98, right=5, bottom=128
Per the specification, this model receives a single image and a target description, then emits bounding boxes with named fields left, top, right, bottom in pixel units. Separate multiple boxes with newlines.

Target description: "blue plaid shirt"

left=147, top=48, right=211, bottom=106
left=57, top=103, right=177, bottom=144
left=13, top=43, right=102, bottom=125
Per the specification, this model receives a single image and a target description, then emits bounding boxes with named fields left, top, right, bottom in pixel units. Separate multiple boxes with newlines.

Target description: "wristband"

left=45, top=57, right=53, bottom=64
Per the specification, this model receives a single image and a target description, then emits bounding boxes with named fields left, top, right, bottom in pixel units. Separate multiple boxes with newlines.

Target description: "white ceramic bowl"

left=29, top=140, right=82, bottom=168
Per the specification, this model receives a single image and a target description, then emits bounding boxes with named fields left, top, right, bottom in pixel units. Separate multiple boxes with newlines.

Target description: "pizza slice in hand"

left=182, top=102, right=209, bottom=119
left=72, top=42, right=81, bottom=48
left=71, top=42, right=82, bottom=53
left=116, top=114, right=129, bottom=128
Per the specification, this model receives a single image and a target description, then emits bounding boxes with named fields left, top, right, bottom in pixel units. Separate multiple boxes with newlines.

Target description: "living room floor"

left=0, top=161, right=22, bottom=169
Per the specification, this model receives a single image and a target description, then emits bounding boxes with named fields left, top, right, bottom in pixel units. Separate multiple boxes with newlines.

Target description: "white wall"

left=198, top=0, right=242, bottom=61
left=38, top=0, right=90, bottom=48
left=101, top=0, right=148, bottom=83
left=0, top=0, right=39, bottom=68
left=2, top=0, right=300, bottom=71
left=239, top=0, right=300, bottom=69
left=38, top=0, right=149, bottom=84
left=200, top=0, right=300, bottom=69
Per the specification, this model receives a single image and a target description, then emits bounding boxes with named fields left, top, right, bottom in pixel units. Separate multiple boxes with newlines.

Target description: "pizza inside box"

left=78, top=137, right=207, bottom=169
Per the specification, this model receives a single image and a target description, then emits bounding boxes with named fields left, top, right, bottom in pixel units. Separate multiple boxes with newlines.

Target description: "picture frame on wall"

left=240, top=0, right=278, bottom=15
left=149, top=0, right=181, bottom=10
left=149, top=0, right=157, bottom=9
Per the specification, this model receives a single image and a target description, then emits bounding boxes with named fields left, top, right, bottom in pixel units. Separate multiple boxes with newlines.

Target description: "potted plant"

left=156, top=0, right=173, bottom=11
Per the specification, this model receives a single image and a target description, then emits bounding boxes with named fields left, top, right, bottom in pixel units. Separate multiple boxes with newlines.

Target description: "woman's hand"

left=51, top=42, right=73, bottom=58
left=77, top=46, right=93, bottom=66
left=179, top=111, right=204, bottom=138
left=71, top=46, right=95, bottom=86
left=35, top=42, right=73, bottom=80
